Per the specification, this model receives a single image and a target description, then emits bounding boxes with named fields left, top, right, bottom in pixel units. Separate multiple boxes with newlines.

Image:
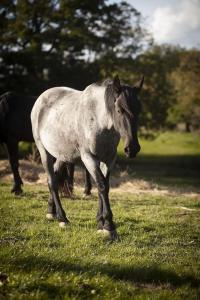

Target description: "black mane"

left=104, top=81, right=141, bottom=116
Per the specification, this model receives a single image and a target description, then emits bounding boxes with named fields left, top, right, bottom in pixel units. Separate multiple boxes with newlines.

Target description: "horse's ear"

left=134, top=75, right=144, bottom=92
left=113, top=75, right=121, bottom=95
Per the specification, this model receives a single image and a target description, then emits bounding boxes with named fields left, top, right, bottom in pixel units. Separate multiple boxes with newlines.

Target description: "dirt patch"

left=0, top=159, right=199, bottom=198
left=0, top=159, right=46, bottom=184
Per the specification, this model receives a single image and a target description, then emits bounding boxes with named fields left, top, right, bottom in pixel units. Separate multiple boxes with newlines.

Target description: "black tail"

left=57, top=164, right=74, bottom=198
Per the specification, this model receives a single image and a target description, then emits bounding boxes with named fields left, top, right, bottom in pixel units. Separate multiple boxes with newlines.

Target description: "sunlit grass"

left=116, top=131, right=200, bottom=190
left=118, top=131, right=200, bottom=156
left=0, top=184, right=199, bottom=299
left=0, top=131, right=200, bottom=298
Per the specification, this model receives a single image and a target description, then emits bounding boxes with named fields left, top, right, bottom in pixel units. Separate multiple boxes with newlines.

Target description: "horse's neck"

left=83, top=85, right=114, bottom=130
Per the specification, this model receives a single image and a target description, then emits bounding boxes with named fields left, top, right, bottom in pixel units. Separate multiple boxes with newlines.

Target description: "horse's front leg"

left=81, top=152, right=117, bottom=239
left=6, top=139, right=23, bottom=195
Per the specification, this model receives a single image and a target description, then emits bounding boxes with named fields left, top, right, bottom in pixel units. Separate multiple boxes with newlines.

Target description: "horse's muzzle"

left=124, top=144, right=141, bottom=158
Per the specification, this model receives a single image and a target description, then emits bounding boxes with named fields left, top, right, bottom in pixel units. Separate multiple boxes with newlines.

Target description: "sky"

left=119, top=0, right=200, bottom=48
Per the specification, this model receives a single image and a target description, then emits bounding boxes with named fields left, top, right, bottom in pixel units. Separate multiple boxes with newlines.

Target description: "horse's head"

left=111, top=75, right=143, bottom=158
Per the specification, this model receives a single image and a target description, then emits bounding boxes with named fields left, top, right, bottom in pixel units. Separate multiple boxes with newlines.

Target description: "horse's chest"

left=90, top=129, right=120, bottom=162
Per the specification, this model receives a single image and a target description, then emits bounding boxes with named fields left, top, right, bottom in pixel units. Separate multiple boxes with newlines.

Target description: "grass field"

left=117, top=131, right=200, bottom=190
left=0, top=131, right=200, bottom=299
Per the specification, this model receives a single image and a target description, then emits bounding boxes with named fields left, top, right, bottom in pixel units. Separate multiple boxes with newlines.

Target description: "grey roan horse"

left=31, top=75, right=143, bottom=239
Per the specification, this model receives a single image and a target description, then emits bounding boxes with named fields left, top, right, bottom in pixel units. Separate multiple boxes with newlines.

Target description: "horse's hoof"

left=15, top=190, right=23, bottom=195
left=46, top=213, right=55, bottom=220
left=103, top=229, right=118, bottom=241
left=11, top=188, right=23, bottom=195
left=59, top=222, right=67, bottom=228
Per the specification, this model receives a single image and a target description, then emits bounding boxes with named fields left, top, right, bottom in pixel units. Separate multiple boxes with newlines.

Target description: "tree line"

left=0, top=0, right=199, bottom=131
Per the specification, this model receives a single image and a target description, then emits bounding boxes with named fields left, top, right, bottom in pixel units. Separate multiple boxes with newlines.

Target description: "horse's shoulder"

left=83, top=83, right=105, bottom=101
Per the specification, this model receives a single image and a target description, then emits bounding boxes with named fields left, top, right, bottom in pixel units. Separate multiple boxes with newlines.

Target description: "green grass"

left=117, top=131, right=200, bottom=189
left=118, top=131, right=200, bottom=157
left=0, top=131, right=200, bottom=299
left=139, top=131, right=200, bottom=156
left=0, top=183, right=200, bottom=300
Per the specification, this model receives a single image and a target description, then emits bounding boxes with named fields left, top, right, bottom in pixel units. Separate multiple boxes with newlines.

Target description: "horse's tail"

left=57, top=164, right=74, bottom=198
left=0, top=92, right=12, bottom=143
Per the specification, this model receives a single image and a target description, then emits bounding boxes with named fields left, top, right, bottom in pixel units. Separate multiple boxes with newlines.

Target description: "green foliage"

left=133, top=45, right=181, bottom=129
left=167, top=50, right=200, bottom=131
left=0, top=0, right=145, bottom=93
left=130, top=45, right=200, bottom=130
left=0, top=1, right=199, bottom=130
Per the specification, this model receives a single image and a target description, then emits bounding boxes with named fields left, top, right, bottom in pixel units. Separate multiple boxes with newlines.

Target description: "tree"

left=0, top=0, right=147, bottom=94
left=167, top=49, right=200, bottom=131
left=133, top=45, right=181, bottom=129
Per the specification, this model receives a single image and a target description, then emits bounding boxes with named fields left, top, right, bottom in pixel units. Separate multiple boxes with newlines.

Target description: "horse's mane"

left=94, top=79, right=141, bottom=116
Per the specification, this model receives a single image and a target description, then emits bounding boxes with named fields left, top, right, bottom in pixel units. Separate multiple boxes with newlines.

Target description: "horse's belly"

left=40, top=127, right=79, bottom=162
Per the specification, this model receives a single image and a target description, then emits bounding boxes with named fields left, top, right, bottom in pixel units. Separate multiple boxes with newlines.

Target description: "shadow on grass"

left=4, top=256, right=199, bottom=289
left=114, top=154, right=200, bottom=189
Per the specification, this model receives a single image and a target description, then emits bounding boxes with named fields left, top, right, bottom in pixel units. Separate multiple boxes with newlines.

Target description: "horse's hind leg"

left=36, top=141, right=69, bottom=226
left=6, top=139, right=23, bottom=195
left=83, top=168, right=92, bottom=197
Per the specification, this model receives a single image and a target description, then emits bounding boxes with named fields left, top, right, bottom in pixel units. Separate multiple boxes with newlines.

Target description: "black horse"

left=0, top=92, right=92, bottom=195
